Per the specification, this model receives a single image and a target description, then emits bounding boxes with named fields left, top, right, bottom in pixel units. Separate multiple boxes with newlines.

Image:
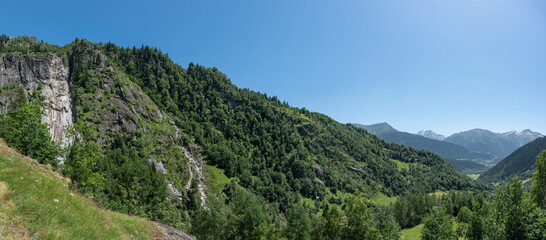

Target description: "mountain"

left=479, top=137, right=546, bottom=183
left=502, top=129, right=544, bottom=148
left=0, top=138, right=190, bottom=239
left=444, top=129, right=543, bottom=163
left=0, top=36, right=484, bottom=237
left=353, top=123, right=493, bottom=163
left=352, top=122, right=396, bottom=135
left=417, top=130, right=446, bottom=141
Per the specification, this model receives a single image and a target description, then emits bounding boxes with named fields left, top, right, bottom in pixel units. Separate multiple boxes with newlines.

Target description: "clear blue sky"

left=2, top=0, right=545, bottom=135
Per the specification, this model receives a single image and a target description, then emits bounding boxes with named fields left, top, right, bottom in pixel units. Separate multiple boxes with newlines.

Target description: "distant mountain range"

left=479, top=137, right=546, bottom=183
left=502, top=129, right=544, bottom=148
left=417, top=130, right=445, bottom=141
left=352, top=123, right=491, bottom=173
left=353, top=123, right=544, bottom=173
left=444, top=129, right=543, bottom=163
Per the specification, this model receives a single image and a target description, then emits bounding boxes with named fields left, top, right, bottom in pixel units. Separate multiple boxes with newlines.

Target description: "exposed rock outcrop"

left=154, top=222, right=195, bottom=240
left=0, top=54, right=73, bottom=148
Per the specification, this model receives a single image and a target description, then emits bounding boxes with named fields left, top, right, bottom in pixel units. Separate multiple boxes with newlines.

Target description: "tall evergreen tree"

left=322, top=206, right=343, bottom=240
left=285, top=202, right=311, bottom=240
left=505, top=177, right=525, bottom=240
left=467, top=213, right=484, bottom=240
left=343, top=196, right=379, bottom=240
left=531, top=151, right=546, bottom=209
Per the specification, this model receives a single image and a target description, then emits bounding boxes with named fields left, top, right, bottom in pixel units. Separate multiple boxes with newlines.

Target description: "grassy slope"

left=0, top=139, right=163, bottom=239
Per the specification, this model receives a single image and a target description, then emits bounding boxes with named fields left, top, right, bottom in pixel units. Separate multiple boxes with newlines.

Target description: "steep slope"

left=0, top=36, right=485, bottom=235
left=0, top=50, right=73, bottom=148
left=444, top=129, right=519, bottom=162
left=417, top=130, right=446, bottom=141
left=0, top=139, right=192, bottom=239
left=354, top=123, right=493, bottom=163
left=479, top=137, right=546, bottom=183
left=0, top=36, right=203, bottom=230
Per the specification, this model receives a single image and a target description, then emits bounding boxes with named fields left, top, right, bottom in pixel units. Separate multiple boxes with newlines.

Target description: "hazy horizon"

left=2, top=0, right=545, bottom=135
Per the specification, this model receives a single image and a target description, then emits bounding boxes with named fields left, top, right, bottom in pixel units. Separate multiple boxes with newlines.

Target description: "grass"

left=204, top=165, right=233, bottom=193
left=0, top=139, right=162, bottom=239
left=429, top=190, right=447, bottom=198
left=392, top=159, right=410, bottom=171
left=372, top=192, right=397, bottom=206
left=466, top=174, right=480, bottom=180
left=400, top=224, right=423, bottom=240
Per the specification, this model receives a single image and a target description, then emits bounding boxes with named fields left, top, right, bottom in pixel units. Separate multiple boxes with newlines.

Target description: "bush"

left=421, top=210, right=455, bottom=240
left=457, top=206, right=473, bottom=223
left=0, top=97, right=58, bottom=166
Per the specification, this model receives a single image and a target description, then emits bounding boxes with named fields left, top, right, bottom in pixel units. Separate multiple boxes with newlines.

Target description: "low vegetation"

left=0, top=139, right=161, bottom=239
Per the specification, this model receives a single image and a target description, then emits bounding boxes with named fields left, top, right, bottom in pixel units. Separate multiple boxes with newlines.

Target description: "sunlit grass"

left=392, top=159, right=410, bottom=171
left=372, top=192, right=397, bottom=206
left=401, top=224, right=423, bottom=240
left=204, top=165, right=233, bottom=193
left=0, top=140, right=161, bottom=239
left=466, top=174, right=480, bottom=180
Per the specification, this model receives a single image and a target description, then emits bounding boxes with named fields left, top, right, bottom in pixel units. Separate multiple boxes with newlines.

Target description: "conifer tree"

left=531, top=151, right=546, bottom=209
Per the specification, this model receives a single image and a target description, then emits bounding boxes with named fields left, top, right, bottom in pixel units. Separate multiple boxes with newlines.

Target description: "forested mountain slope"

left=0, top=36, right=484, bottom=236
left=479, top=137, right=546, bottom=183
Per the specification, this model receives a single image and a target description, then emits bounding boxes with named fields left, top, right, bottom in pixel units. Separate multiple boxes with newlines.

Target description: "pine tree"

left=285, top=202, right=311, bottom=240
left=322, top=206, right=343, bottom=240
left=531, top=151, right=546, bottom=209
left=505, top=177, right=525, bottom=240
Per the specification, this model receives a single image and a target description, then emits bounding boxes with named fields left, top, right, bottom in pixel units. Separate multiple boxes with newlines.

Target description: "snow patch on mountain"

left=502, top=129, right=544, bottom=147
left=417, top=130, right=446, bottom=141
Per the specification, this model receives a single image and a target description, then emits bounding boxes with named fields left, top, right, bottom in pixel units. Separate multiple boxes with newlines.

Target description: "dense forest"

left=1, top=36, right=545, bottom=239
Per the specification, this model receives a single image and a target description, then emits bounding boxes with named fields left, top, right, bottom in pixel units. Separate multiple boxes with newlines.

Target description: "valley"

left=0, top=35, right=545, bottom=239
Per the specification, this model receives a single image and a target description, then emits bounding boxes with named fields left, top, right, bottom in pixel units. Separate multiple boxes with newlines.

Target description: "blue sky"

left=2, top=0, right=545, bottom=135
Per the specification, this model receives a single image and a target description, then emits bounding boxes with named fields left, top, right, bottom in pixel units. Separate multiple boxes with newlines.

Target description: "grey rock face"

left=154, top=222, right=195, bottom=240
left=0, top=54, right=73, bottom=148
left=148, top=157, right=184, bottom=201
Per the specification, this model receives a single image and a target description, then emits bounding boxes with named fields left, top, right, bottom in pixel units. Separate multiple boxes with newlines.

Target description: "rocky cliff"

left=0, top=45, right=207, bottom=221
left=0, top=53, right=73, bottom=148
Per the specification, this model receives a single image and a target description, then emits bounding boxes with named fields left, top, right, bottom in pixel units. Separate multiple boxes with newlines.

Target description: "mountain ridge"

left=444, top=128, right=543, bottom=163
left=479, top=136, right=546, bottom=183
left=353, top=123, right=492, bottom=173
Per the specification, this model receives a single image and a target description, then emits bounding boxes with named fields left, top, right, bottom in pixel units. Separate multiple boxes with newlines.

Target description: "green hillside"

left=0, top=139, right=167, bottom=239
left=479, top=137, right=546, bottom=183
left=0, top=36, right=486, bottom=238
